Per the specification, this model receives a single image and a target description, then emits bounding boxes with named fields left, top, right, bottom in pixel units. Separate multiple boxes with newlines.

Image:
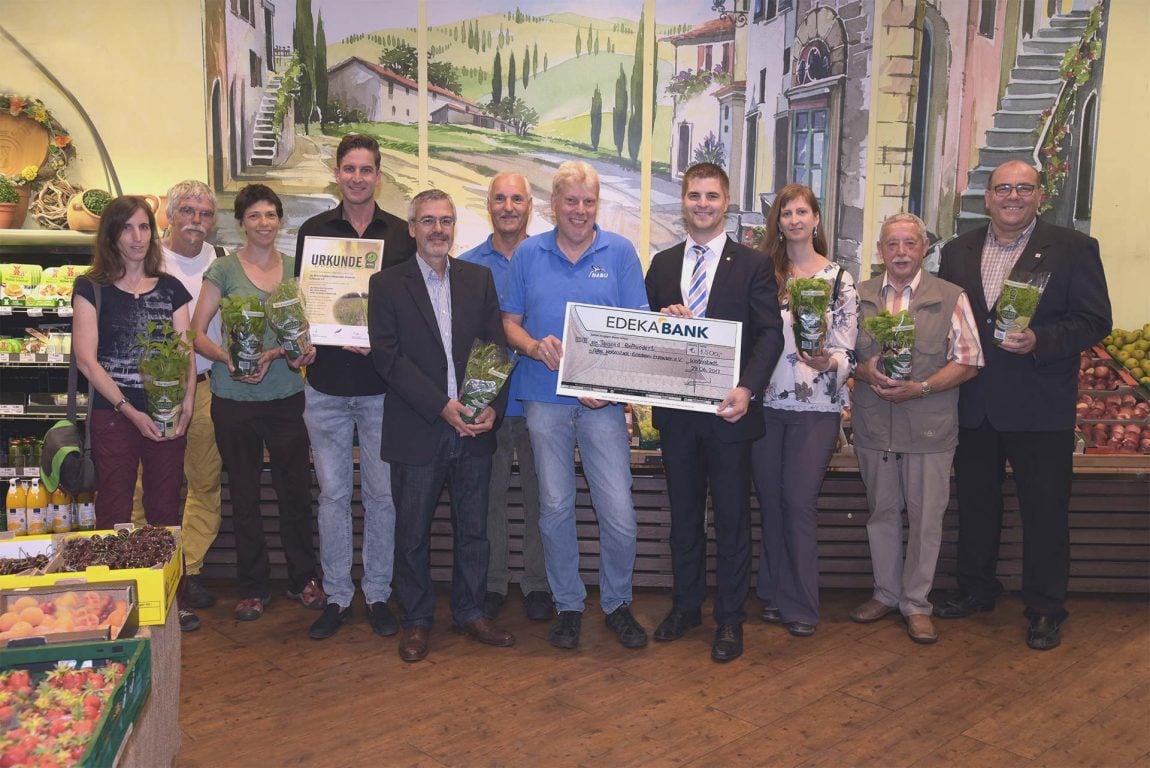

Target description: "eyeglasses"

left=177, top=206, right=216, bottom=220
left=415, top=216, right=456, bottom=228
left=991, top=183, right=1037, bottom=198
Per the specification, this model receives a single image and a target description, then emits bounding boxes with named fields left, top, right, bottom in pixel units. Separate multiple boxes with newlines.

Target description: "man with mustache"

left=459, top=172, right=552, bottom=623
left=294, top=134, right=416, bottom=640
left=144, top=181, right=224, bottom=632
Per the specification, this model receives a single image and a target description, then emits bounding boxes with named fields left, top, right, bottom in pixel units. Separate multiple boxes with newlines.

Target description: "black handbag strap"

left=68, top=281, right=99, bottom=455
left=831, top=266, right=845, bottom=305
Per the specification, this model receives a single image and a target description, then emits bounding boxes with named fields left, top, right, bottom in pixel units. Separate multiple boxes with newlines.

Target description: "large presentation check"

left=556, top=303, right=742, bottom=413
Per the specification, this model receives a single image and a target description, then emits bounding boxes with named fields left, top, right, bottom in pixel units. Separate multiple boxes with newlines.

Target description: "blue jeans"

left=304, top=383, right=395, bottom=609
left=523, top=401, right=637, bottom=614
left=392, top=422, right=492, bottom=628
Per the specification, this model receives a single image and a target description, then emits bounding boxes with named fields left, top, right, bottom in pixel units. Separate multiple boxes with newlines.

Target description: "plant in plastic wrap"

left=789, top=277, right=831, bottom=354
left=993, top=273, right=1050, bottom=344
left=459, top=340, right=517, bottom=424
left=864, top=310, right=915, bottom=380
left=265, top=278, right=312, bottom=360
left=219, top=294, right=266, bottom=376
left=136, top=320, right=194, bottom=438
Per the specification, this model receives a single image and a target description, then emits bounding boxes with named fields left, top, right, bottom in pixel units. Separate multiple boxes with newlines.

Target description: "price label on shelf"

left=0, top=353, right=8, bottom=363
left=47, top=353, right=65, bottom=364
left=0, top=404, right=24, bottom=415
left=0, top=307, right=11, bottom=316
left=57, top=307, right=73, bottom=317
left=18, top=353, right=35, bottom=364
left=26, top=308, right=43, bottom=318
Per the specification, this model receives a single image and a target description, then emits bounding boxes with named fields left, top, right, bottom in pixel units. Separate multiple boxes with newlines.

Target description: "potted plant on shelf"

left=0, top=175, right=21, bottom=229
left=135, top=320, right=194, bottom=438
left=65, top=188, right=114, bottom=232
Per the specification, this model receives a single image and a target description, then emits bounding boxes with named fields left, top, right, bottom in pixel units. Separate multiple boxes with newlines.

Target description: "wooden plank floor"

left=176, top=585, right=1150, bottom=768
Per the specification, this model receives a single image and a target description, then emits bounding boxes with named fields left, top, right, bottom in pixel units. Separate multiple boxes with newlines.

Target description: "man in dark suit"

left=369, top=189, right=515, bottom=662
left=644, top=163, right=784, bottom=662
left=936, top=160, right=1111, bottom=650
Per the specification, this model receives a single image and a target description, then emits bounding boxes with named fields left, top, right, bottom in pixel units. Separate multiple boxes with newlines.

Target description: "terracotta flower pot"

left=0, top=187, right=32, bottom=229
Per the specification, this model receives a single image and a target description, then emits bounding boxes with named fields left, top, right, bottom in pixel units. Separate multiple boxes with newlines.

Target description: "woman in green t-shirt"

left=191, top=184, right=323, bottom=622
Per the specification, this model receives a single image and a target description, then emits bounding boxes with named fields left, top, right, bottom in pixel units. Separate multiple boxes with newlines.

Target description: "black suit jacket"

left=644, top=237, right=784, bottom=442
left=938, top=219, right=1110, bottom=432
left=368, top=256, right=508, bottom=465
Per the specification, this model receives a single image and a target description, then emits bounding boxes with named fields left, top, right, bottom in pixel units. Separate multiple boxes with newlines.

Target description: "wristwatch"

left=920, top=380, right=932, bottom=398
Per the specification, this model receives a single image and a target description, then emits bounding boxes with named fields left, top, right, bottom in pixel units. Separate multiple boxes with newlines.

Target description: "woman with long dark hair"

left=752, top=184, right=858, bottom=636
left=72, top=195, right=195, bottom=528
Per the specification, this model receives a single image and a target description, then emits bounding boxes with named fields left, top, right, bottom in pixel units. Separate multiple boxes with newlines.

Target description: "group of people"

left=71, top=134, right=1110, bottom=662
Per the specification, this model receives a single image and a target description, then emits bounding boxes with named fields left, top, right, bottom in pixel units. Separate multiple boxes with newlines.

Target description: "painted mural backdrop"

left=212, top=0, right=1107, bottom=273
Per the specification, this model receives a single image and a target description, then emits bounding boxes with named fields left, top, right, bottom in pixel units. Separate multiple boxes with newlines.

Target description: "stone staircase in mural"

left=249, top=75, right=284, bottom=167
left=956, top=11, right=1091, bottom=234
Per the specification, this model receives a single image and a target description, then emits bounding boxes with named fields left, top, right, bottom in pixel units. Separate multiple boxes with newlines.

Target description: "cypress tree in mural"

left=613, top=65, right=627, bottom=158
left=522, top=46, right=530, bottom=90
left=627, top=10, right=645, bottom=163
left=532, top=44, right=538, bottom=79
left=544, top=53, right=548, bottom=72
left=590, top=85, right=603, bottom=152
left=315, top=12, right=328, bottom=128
left=293, top=0, right=315, bottom=134
left=508, top=51, right=517, bottom=101
left=492, top=50, right=503, bottom=105
left=576, top=31, right=582, bottom=58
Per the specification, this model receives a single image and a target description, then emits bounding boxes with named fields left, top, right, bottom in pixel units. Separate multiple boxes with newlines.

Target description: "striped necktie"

left=687, top=244, right=709, bottom=318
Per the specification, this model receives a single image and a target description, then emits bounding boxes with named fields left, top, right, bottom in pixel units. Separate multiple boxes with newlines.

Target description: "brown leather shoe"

left=850, top=599, right=896, bottom=624
left=399, top=625, right=430, bottom=662
left=453, top=616, right=515, bottom=647
left=906, top=613, right=938, bottom=645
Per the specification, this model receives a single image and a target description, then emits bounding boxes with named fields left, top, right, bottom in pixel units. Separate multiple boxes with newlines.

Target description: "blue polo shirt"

left=502, top=226, right=649, bottom=405
left=459, top=235, right=524, bottom=416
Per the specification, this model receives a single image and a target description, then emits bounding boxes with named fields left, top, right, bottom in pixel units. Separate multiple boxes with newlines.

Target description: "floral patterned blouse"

left=763, top=262, right=859, bottom=413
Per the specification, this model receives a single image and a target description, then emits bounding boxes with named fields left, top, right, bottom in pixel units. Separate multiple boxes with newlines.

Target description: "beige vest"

left=853, top=270, right=963, bottom=454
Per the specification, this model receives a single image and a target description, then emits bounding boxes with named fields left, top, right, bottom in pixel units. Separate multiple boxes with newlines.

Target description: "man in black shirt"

left=294, top=134, right=416, bottom=640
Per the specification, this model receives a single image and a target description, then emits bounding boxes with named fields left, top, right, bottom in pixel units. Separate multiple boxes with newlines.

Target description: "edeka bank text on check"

left=556, top=302, right=743, bottom=414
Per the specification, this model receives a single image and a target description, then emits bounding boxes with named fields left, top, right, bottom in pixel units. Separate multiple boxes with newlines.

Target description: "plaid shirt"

left=980, top=217, right=1037, bottom=308
left=882, top=271, right=984, bottom=368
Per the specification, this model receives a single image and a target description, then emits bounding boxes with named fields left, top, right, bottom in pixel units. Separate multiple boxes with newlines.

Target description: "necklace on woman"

left=120, top=274, right=148, bottom=299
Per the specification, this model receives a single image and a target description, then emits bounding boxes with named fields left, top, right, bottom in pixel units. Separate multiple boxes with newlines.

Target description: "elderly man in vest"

left=849, top=213, right=983, bottom=644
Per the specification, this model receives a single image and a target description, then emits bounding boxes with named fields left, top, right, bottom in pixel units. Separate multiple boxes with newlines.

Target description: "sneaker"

left=605, top=605, right=648, bottom=649
left=178, top=607, right=201, bottom=632
left=234, top=596, right=269, bottom=622
left=287, top=578, right=327, bottom=610
left=367, top=601, right=400, bottom=637
left=549, top=610, right=582, bottom=650
left=309, top=603, right=352, bottom=640
left=183, top=575, right=216, bottom=609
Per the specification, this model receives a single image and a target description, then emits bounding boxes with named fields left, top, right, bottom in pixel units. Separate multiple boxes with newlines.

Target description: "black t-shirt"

left=293, top=202, right=415, bottom=396
left=73, top=274, right=192, bottom=411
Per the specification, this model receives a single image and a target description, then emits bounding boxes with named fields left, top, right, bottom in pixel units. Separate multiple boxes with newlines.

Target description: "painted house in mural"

left=204, top=0, right=295, bottom=188
left=327, top=56, right=512, bottom=131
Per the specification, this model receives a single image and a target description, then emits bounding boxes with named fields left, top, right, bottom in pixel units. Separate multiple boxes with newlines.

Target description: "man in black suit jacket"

left=369, top=189, right=515, bottom=662
left=936, top=160, right=1111, bottom=650
left=644, top=163, right=784, bottom=662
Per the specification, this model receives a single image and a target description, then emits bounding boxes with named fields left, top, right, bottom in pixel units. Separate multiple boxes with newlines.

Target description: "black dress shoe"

left=933, top=593, right=996, bottom=619
left=786, top=621, right=816, bottom=637
left=524, top=591, right=554, bottom=622
left=711, top=624, right=743, bottom=663
left=368, top=601, right=399, bottom=637
left=483, top=591, right=507, bottom=620
left=760, top=606, right=782, bottom=624
left=309, top=604, right=352, bottom=640
left=653, top=607, right=702, bottom=642
left=1026, top=615, right=1064, bottom=651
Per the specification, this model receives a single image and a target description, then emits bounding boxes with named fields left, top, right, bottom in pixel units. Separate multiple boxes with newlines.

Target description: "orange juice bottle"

left=25, top=478, right=48, bottom=534
left=49, top=486, right=72, bottom=533
left=5, top=479, right=27, bottom=535
left=76, top=491, right=96, bottom=531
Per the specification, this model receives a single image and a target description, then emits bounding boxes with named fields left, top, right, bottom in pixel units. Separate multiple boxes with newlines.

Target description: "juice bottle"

left=49, top=486, right=72, bottom=533
left=76, top=491, right=97, bottom=531
left=25, top=478, right=48, bottom=534
left=5, top=479, right=26, bottom=535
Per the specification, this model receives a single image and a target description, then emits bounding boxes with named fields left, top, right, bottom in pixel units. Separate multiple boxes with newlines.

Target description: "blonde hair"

left=551, top=160, right=599, bottom=197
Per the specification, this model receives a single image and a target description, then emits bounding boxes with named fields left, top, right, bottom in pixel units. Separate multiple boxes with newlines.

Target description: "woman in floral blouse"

left=752, top=183, right=858, bottom=637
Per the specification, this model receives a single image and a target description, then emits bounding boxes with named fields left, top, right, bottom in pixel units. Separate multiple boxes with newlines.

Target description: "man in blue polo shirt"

left=502, top=160, right=650, bottom=650
left=459, top=172, right=552, bottom=623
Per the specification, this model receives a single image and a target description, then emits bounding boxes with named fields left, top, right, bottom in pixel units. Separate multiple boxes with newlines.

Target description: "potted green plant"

left=0, top=176, right=20, bottom=229
left=66, top=188, right=114, bottom=232
left=135, top=320, right=195, bottom=438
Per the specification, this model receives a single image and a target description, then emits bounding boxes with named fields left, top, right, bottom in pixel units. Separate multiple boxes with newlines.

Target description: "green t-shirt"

left=204, top=252, right=304, bottom=402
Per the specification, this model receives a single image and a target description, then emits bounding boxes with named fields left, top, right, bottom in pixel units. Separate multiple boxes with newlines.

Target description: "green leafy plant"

left=82, top=189, right=112, bottom=216
left=993, top=274, right=1050, bottom=344
left=135, top=320, right=194, bottom=437
left=459, top=340, right=516, bottom=423
left=864, top=310, right=915, bottom=380
left=0, top=176, right=19, bottom=204
left=219, top=295, right=267, bottom=376
left=265, top=278, right=312, bottom=360
left=789, top=277, right=832, bottom=354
